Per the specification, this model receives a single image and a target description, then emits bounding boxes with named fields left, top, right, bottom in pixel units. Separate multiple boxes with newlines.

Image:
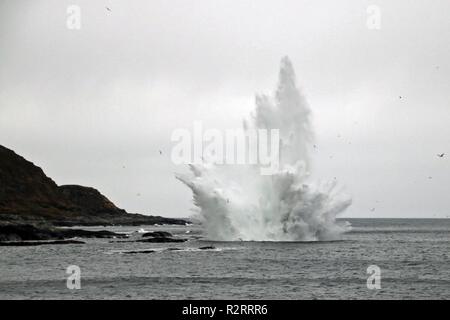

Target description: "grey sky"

left=1, top=0, right=449, bottom=218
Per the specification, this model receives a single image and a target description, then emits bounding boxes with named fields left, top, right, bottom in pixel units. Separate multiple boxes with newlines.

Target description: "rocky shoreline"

left=0, top=223, right=127, bottom=242
left=0, top=239, right=86, bottom=246
left=0, top=223, right=191, bottom=245
left=0, top=145, right=188, bottom=245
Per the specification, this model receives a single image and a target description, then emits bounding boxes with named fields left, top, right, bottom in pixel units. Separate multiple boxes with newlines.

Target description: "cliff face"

left=0, top=145, right=186, bottom=226
left=0, top=145, right=78, bottom=220
left=59, top=185, right=126, bottom=216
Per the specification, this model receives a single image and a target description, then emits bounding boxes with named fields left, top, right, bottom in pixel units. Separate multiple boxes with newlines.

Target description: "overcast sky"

left=1, top=0, right=449, bottom=218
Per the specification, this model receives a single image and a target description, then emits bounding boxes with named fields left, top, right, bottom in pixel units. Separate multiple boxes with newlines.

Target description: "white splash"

left=177, top=57, right=352, bottom=241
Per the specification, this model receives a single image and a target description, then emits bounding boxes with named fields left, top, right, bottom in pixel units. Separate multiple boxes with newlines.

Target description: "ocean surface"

left=0, top=219, right=449, bottom=299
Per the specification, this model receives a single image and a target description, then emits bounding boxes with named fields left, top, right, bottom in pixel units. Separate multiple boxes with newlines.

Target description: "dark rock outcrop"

left=0, top=224, right=62, bottom=242
left=112, top=230, right=187, bottom=243
left=0, top=145, right=78, bottom=221
left=59, top=185, right=127, bottom=216
left=142, top=231, right=173, bottom=238
left=122, top=250, right=155, bottom=254
left=0, top=224, right=126, bottom=242
left=0, top=240, right=85, bottom=246
left=199, top=245, right=216, bottom=250
left=0, top=145, right=187, bottom=227
left=138, top=230, right=186, bottom=243
left=57, top=228, right=127, bottom=239
left=136, top=237, right=187, bottom=243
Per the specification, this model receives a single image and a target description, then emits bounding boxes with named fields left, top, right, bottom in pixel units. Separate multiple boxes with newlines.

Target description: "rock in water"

left=0, top=224, right=127, bottom=241
left=137, top=237, right=187, bottom=243
left=0, top=240, right=85, bottom=246
left=198, top=246, right=216, bottom=250
left=142, top=231, right=173, bottom=238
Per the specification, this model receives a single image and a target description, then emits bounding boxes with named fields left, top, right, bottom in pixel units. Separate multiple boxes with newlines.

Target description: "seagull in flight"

left=437, top=153, right=445, bottom=158
left=106, top=7, right=112, bottom=12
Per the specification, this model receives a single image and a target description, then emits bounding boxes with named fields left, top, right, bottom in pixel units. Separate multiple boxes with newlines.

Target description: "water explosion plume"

left=177, top=57, right=352, bottom=241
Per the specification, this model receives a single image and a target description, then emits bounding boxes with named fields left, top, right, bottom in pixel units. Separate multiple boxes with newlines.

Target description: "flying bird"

left=159, top=150, right=163, bottom=155
left=437, top=153, right=445, bottom=158
left=106, top=7, right=112, bottom=12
